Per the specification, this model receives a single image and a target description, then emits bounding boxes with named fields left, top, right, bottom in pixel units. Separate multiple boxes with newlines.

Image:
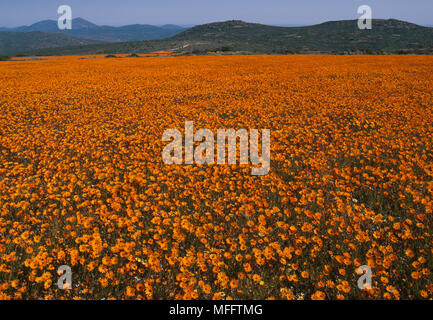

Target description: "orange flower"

left=0, top=55, right=432, bottom=300
left=126, top=286, right=135, bottom=297
left=311, top=291, right=326, bottom=300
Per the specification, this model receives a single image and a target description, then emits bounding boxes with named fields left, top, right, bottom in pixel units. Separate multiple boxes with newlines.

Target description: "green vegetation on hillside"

left=4, top=19, right=433, bottom=56
left=0, top=31, right=101, bottom=56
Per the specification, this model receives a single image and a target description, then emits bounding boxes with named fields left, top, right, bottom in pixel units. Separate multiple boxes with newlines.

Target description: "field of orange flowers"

left=0, top=55, right=432, bottom=300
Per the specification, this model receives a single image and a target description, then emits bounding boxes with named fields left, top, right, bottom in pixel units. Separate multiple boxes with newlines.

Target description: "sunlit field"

left=0, top=55, right=432, bottom=300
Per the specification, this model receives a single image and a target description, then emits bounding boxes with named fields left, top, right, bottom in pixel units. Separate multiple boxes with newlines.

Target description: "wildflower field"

left=0, top=55, right=432, bottom=300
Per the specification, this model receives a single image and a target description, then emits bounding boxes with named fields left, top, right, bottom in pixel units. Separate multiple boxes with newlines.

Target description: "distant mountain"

left=0, top=31, right=100, bottom=55
left=0, top=18, right=186, bottom=42
left=7, top=19, right=433, bottom=56
left=69, top=17, right=99, bottom=29
left=160, top=24, right=186, bottom=30
left=15, top=20, right=61, bottom=33
left=67, top=24, right=186, bottom=42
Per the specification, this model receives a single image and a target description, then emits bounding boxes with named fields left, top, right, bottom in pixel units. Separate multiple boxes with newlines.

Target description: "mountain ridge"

left=2, top=18, right=433, bottom=56
left=0, top=18, right=186, bottom=42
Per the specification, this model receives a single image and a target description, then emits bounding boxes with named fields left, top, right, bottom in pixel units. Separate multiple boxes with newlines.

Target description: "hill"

left=0, top=31, right=100, bottom=55
left=3, top=18, right=99, bottom=32
left=171, top=19, right=433, bottom=52
left=0, top=18, right=185, bottom=43
left=8, top=19, right=433, bottom=56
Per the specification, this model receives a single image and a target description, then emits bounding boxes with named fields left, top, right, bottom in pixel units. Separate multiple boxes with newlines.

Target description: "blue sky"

left=1, top=0, right=432, bottom=27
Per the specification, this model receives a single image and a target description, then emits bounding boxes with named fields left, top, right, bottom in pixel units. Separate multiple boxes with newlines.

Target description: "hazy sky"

left=1, top=0, right=432, bottom=27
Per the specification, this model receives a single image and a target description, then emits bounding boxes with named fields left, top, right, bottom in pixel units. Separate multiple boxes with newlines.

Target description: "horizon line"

left=1, top=17, right=433, bottom=29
